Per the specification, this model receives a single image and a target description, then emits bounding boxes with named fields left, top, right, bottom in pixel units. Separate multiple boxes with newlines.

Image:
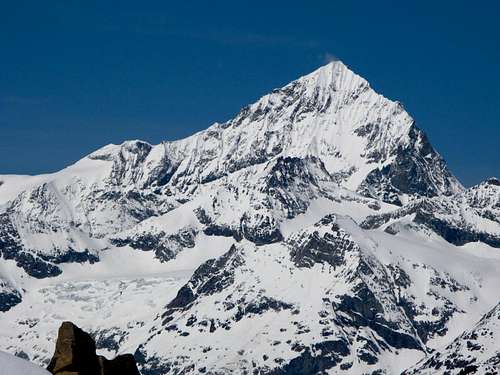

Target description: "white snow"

left=0, top=351, right=50, bottom=375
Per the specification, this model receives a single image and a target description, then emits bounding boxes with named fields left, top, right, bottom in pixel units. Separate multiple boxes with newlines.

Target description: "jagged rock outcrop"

left=47, top=322, right=140, bottom=375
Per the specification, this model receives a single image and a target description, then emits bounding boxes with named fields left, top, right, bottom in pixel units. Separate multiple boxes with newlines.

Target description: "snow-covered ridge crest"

left=0, top=60, right=462, bottom=205
left=158, top=60, right=462, bottom=201
left=53, top=60, right=458, bottom=205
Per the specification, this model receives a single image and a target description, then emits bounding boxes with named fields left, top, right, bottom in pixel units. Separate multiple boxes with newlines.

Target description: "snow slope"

left=0, top=351, right=50, bottom=375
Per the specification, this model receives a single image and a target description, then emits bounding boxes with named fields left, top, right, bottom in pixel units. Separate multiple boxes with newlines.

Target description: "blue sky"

left=1, top=1, right=498, bottom=186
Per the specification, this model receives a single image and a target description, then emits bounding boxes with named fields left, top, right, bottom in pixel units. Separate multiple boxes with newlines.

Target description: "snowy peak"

left=241, top=60, right=367, bottom=117
left=464, top=177, right=499, bottom=207
left=286, top=60, right=369, bottom=99
left=1, top=61, right=462, bottom=207
left=484, top=177, right=500, bottom=186
left=87, top=140, right=172, bottom=188
left=470, top=177, right=500, bottom=192
left=158, top=60, right=462, bottom=204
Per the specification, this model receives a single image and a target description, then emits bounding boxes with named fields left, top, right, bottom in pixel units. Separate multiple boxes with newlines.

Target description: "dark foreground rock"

left=47, top=321, right=140, bottom=375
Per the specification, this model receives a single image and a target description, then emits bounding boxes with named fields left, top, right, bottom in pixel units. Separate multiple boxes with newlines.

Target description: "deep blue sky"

left=1, top=1, right=498, bottom=186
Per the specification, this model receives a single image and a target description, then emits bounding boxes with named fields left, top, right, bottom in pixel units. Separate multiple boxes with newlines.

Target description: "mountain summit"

left=135, top=60, right=462, bottom=205
left=0, top=62, right=498, bottom=375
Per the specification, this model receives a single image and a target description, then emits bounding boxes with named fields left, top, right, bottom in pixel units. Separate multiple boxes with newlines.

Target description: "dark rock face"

left=267, top=339, right=350, bottom=375
left=196, top=197, right=285, bottom=247
left=358, top=124, right=461, bottom=205
left=47, top=322, right=99, bottom=375
left=0, top=209, right=99, bottom=279
left=0, top=213, right=63, bottom=278
left=45, top=250, right=99, bottom=265
left=288, top=214, right=357, bottom=268
left=92, top=327, right=129, bottom=354
left=262, top=156, right=330, bottom=218
left=485, top=177, right=500, bottom=186
left=194, top=207, right=243, bottom=241
left=111, top=227, right=197, bottom=263
left=234, top=296, right=293, bottom=321
left=240, top=212, right=284, bottom=245
left=413, top=212, right=500, bottom=248
left=334, top=282, right=421, bottom=351
left=164, top=245, right=245, bottom=313
left=47, top=321, right=140, bottom=375
left=133, top=346, right=172, bottom=375
left=0, top=287, right=22, bottom=312
left=0, top=278, right=22, bottom=312
left=98, top=354, right=140, bottom=375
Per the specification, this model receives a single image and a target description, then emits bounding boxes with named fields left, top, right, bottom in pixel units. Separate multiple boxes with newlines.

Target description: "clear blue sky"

left=1, top=1, right=498, bottom=186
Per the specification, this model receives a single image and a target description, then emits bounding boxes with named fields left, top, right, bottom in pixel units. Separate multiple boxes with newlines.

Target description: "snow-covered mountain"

left=0, top=61, right=498, bottom=374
